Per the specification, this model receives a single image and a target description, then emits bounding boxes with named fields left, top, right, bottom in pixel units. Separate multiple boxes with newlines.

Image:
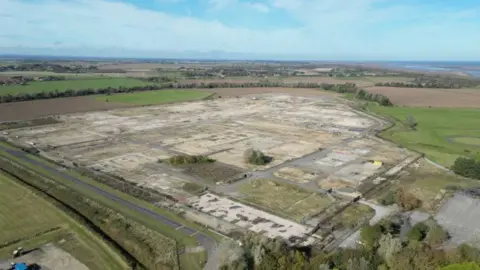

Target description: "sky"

left=1, top=0, right=480, bottom=60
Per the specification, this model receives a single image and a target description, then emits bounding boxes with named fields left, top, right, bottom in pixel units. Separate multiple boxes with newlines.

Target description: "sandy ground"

left=365, top=86, right=480, bottom=108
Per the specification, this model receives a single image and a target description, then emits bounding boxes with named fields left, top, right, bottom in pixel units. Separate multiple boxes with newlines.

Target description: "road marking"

left=175, top=225, right=185, bottom=230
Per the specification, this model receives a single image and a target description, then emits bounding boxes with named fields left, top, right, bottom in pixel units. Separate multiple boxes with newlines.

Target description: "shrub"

left=407, top=222, right=429, bottom=241
left=164, top=155, right=215, bottom=165
left=244, top=148, right=272, bottom=165
left=425, top=223, right=449, bottom=246
left=395, top=188, right=422, bottom=210
left=452, top=157, right=480, bottom=180
left=360, top=224, right=383, bottom=250
left=378, top=191, right=396, bottom=206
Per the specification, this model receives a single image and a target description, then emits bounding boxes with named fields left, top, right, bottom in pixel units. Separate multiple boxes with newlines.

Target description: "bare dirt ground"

left=365, top=86, right=480, bottom=108
left=0, top=96, right=130, bottom=122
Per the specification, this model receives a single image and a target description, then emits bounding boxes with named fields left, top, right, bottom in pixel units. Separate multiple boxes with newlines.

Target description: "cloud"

left=0, top=0, right=479, bottom=60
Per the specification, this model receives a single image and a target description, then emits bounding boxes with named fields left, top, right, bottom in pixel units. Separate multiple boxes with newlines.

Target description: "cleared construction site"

left=2, top=93, right=419, bottom=247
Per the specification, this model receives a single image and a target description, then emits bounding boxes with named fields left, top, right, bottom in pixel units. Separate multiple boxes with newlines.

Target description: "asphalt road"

left=0, top=146, right=218, bottom=270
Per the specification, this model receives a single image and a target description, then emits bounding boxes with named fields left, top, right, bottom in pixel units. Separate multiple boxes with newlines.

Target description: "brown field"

left=365, top=86, right=480, bottom=108
left=0, top=96, right=129, bottom=122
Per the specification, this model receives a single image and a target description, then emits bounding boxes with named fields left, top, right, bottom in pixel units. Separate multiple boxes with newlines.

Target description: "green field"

left=0, top=172, right=128, bottom=269
left=96, top=89, right=213, bottom=105
left=368, top=104, right=480, bottom=167
left=0, top=78, right=151, bottom=96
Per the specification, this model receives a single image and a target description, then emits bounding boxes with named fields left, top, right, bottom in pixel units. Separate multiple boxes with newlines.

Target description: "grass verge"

left=0, top=171, right=128, bottom=270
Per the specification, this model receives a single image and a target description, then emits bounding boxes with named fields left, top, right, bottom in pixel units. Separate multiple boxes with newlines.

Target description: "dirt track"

left=0, top=96, right=129, bottom=122
left=365, top=86, right=480, bottom=108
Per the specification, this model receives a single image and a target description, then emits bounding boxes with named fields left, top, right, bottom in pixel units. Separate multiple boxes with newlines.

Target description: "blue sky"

left=1, top=0, right=480, bottom=60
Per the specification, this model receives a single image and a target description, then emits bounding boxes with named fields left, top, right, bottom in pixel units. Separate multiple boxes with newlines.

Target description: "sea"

left=379, top=61, right=480, bottom=77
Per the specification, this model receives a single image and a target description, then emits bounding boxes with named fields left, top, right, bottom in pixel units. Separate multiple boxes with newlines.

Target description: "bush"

left=395, top=188, right=422, bottom=210
left=244, top=148, right=272, bottom=165
left=452, top=157, right=480, bottom=180
left=164, top=155, right=215, bottom=165
left=360, top=224, right=383, bottom=250
left=425, top=223, right=449, bottom=246
left=378, top=191, right=396, bottom=206
left=407, top=222, right=429, bottom=241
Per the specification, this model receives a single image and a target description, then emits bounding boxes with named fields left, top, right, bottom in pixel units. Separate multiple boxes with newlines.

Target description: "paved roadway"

left=0, top=146, right=218, bottom=270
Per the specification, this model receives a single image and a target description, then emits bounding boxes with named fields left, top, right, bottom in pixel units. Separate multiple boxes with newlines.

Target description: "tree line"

left=0, top=63, right=125, bottom=74
left=218, top=218, right=480, bottom=270
left=0, top=81, right=393, bottom=106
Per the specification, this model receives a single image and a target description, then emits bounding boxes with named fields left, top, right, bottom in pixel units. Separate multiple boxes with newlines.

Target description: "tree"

left=396, top=188, right=422, bottom=210
left=407, top=222, right=430, bottom=241
left=452, top=157, right=480, bottom=180
left=425, top=223, right=449, bottom=247
left=377, top=233, right=403, bottom=267
left=360, top=224, right=383, bottom=250
left=244, top=148, right=271, bottom=165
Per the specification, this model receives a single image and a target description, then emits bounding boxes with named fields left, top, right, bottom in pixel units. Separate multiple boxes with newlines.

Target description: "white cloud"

left=0, top=0, right=479, bottom=60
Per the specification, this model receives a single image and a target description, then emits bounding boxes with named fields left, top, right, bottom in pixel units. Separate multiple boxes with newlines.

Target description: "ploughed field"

left=0, top=96, right=130, bottom=122
left=365, top=86, right=480, bottom=108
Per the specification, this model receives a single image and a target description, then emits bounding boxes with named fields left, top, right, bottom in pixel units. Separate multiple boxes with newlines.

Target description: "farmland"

left=95, top=89, right=213, bottom=105
left=0, top=78, right=151, bottom=96
left=364, top=86, right=480, bottom=108
left=0, top=96, right=129, bottom=122
left=0, top=171, right=128, bottom=269
left=369, top=104, right=480, bottom=166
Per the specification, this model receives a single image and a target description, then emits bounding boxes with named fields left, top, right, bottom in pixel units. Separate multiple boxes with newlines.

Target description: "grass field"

left=0, top=78, right=151, bottom=96
left=238, top=179, right=335, bottom=221
left=368, top=104, right=480, bottom=167
left=0, top=172, right=128, bottom=269
left=0, top=142, right=221, bottom=269
left=95, top=89, right=213, bottom=105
